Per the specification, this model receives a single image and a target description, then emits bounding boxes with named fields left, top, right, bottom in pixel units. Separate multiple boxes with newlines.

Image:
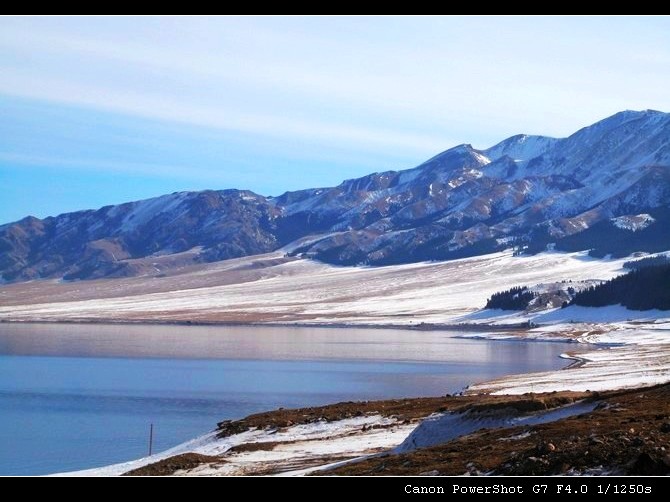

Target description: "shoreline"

left=0, top=317, right=531, bottom=332
left=42, top=321, right=592, bottom=477
left=65, top=383, right=670, bottom=476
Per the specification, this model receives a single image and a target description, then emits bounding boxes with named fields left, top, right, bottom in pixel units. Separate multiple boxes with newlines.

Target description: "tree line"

left=571, top=264, right=670, bottom=311
left=485, top=286, right=537, bottom=310
left=623, top=254, right=670, bottom=270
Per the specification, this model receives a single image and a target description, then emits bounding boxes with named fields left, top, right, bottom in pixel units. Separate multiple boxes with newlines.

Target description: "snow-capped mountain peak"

left=483, top=134, right=558, bottom=164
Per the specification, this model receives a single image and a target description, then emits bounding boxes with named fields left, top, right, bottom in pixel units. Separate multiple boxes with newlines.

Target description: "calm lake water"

left=0, top=323, right=582, bottom=475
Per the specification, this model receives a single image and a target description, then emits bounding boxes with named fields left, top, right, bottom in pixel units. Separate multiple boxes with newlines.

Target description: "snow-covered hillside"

left=1, top=110, right=670, bottom=282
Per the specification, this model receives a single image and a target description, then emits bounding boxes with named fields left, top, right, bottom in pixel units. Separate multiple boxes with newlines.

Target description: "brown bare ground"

left=227, top=441, right=281, bottom=453
left=215, top=392, right=588, bottom=438
left=123, top=453, right=224, bottom=476
left=325, top=384, right=670, bottom=476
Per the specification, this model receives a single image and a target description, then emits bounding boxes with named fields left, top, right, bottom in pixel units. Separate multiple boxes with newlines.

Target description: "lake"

left=0, top=322, right=582, bottom=475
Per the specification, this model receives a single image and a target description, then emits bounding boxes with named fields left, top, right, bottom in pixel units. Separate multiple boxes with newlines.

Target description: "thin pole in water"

left=148, top=423, right=154, bottom=456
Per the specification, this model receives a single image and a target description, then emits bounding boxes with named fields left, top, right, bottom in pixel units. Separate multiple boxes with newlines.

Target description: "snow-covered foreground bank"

left=396, top=401, right=598, bottom=453
left=62, top=393, right=599, bottom=477
left=0, top=250, right=632, bottom=324
left=61, top=415, right=417, bottom=477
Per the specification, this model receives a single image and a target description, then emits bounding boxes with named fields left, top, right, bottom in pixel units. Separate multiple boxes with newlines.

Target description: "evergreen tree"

left=623, top=255, right=670, bottom=270
left=485, top=286, right=537, bottom=310
left=571, top=264, right=670, bottom=310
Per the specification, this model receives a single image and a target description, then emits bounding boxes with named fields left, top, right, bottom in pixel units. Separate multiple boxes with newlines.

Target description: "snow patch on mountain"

left=611, top=214, right=656, bottom=231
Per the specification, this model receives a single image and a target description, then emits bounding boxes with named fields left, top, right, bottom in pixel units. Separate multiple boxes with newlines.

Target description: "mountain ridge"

left=2, top=110, right=670, bottom=283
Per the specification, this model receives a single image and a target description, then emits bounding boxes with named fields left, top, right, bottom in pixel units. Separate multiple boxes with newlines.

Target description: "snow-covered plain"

left=0, top=250, right=632, bottom=325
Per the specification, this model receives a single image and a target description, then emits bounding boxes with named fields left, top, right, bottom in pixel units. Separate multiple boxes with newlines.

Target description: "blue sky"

left=1, top=16, right=670, bottom=224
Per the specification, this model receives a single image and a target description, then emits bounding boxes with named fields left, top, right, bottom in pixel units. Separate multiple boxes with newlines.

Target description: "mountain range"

left=2, top=109, right=670, bottom=283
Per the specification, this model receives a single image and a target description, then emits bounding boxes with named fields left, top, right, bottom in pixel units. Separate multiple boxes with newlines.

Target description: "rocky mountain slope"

left=2, top=110, right=669, bottom=282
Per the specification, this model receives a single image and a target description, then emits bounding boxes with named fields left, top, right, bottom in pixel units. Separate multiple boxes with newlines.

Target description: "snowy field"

left=0, top=250, right=634, bottom=325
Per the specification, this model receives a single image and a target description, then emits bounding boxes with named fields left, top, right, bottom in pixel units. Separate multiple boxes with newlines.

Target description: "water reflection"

left=0, top=323, right=584, bottom=475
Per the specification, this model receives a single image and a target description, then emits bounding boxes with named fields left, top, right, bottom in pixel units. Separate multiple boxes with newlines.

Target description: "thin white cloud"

left=1, top=16, right=669, bottom=158
left=0, top=71, right=450, bottom=154
left=0, top=152, right=216, bottom=180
